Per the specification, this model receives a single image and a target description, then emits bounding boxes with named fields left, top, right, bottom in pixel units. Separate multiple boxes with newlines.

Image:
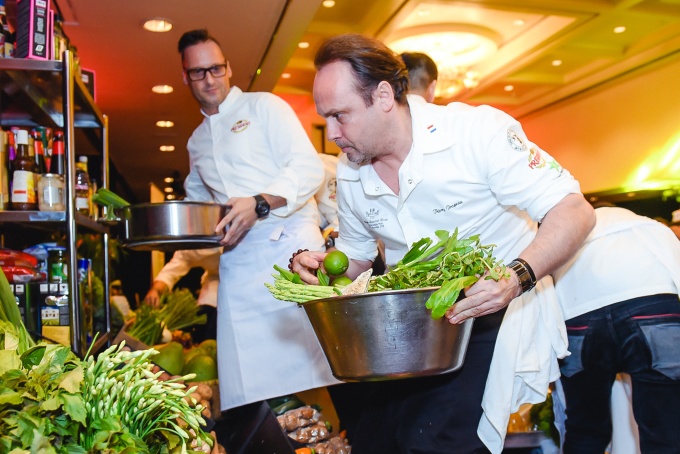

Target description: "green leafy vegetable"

left=368, top=229, right=508, bottom=319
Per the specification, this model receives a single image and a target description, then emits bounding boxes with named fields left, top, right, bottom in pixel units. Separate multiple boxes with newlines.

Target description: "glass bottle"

left=75, top=156, right=92, bottom=216
left=31, top=129, right=47, bottom=175
left=11, top=129, right=38, bottom=210
left=49, top=131, right=65, bottom=175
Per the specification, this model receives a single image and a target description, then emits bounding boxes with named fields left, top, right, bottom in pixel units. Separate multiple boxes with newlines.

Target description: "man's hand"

left=144, top=281, right=169, bottom=308
left=215, top=196, right=259, bottom=247
left=291, top=250, right=327, bottom=285
left=444, top=269, right=520, bottom=324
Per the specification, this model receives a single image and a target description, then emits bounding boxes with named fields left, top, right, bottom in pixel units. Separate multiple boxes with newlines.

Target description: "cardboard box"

left=112, top=320, right=151, bottom=351
left=15, top=0, right=51, bottom=60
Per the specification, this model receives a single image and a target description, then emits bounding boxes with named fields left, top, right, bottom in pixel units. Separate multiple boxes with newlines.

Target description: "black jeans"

left=559, top=294, right=680, bottom=454
left=328, top=309, right=504, bottom=454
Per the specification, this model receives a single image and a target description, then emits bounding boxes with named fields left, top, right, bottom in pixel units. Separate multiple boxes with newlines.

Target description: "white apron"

left=216, top=216, right=340, bottom=411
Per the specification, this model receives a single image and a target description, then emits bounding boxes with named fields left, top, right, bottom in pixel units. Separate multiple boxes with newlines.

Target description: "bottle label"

left=11, top=170, right=36, bottom=203
left=75, top=196, right=89, bottom=210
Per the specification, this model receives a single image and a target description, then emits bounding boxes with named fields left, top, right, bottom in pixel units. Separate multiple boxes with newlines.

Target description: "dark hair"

left=178, top=29, right=221, bottom=58
left=400, top=52, right=438, bottom=93
left=314, top=34, right=409, bottom=107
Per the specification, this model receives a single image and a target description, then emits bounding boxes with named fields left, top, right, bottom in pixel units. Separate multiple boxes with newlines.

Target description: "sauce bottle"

left=11, top=129, right=38, bottom=210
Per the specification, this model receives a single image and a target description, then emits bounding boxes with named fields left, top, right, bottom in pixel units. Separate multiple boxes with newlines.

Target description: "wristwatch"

left=508, top=258, right=536, bottom=294
left=253, top=194, right=270, bottom=218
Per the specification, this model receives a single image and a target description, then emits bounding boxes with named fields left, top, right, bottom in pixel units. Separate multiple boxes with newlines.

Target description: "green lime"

left=331, top=275, right=353, bottom=287
left=323, top=250, right=350, bottom=276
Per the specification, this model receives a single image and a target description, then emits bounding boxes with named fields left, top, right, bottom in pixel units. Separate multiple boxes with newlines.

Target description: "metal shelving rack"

left=0, top=51, right=111, bottom=357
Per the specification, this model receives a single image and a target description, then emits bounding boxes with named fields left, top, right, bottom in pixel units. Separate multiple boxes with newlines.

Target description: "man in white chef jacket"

left=177, top=29, right=339, bottom=419
left=292, top=34, right=595, bottom=453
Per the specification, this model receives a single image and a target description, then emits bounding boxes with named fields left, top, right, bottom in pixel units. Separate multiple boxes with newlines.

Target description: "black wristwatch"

left=253, top=194, right=270, bottom=218
left=508, top=258, right=537, bottom=294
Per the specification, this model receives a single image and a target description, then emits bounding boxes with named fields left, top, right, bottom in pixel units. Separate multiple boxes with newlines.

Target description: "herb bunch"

left=368, top=229, right=508, bottom=319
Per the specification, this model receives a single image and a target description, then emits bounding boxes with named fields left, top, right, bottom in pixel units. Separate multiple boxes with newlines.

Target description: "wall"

left=519, top=55, right=680, bottom=194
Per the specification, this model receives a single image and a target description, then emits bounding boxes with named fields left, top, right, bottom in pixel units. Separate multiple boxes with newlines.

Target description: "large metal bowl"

left=301, top=287, right=473, bottom=382
left=119, top=201, right=229, bottom=251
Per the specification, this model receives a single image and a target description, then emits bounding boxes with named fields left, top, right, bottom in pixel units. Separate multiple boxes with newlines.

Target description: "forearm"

left=517, top=193, right=595, bottom=280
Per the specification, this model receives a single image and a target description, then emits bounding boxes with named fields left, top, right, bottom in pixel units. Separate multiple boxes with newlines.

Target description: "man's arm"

left=447, top=193, right=595, bottom=323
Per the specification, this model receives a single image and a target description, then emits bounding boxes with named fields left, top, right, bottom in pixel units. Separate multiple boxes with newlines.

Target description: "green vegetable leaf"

left=317, top=269, right=330, bottom=286
left=0, top=349, right=22, bottom=375
left=20, top=345, right=46, bottom=369
left=58, top=365, right=84, bottom=394
left=427, top=276, right=479, bottom=319
left=61, top=393, right=87, bottom=425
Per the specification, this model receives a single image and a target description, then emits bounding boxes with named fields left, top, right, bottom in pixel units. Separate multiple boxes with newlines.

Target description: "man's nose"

left=326, top=122, right=341, bottom=141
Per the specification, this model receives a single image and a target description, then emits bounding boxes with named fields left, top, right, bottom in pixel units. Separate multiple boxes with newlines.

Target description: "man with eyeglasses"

left=177, top=29, right=339, bottom=426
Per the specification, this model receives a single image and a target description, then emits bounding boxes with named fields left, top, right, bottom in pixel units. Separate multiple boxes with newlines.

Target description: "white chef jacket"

left=334, top=95, right=582, bottom=452
left=553, top=206, right=680, bottom=320
left=184, top=86, right=339, bottom=411
left=316, top=153, right=339, bottom=230
left=154, top=248, right=221, bottom=308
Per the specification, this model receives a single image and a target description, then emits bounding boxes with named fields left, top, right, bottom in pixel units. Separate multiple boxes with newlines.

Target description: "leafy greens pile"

left=0, top=269, right=212, bottom=453
left=368, top=229, right=508, bottom=319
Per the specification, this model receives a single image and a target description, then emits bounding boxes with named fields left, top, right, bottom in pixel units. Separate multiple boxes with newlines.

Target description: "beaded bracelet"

left=288, top=249, right=309, bottom=271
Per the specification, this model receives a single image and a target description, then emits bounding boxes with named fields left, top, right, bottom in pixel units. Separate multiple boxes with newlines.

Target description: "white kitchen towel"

left=477, top=276, right=569, bottom=453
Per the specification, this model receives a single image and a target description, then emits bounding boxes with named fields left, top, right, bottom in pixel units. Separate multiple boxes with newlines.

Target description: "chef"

left=177, top=28, right=339, bottom=418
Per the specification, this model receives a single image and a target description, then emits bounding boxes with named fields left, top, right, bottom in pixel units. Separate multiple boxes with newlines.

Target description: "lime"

left=331, top=275, right=353, bottom=287
left=324, top=250, right=349, bottom=276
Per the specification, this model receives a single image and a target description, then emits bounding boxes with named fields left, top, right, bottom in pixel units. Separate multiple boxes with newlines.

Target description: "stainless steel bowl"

left=301, top=287, right=474, bottom=382
left=119, top=201, right=229, bottom=251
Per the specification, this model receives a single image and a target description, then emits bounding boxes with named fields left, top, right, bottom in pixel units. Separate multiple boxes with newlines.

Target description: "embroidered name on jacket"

left=363, top=208, right=387, bottom=229
left=231, top=120, right=250, bottom=133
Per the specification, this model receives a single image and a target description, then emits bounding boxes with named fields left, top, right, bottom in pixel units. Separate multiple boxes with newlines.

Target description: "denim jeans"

left=559, top=294, right=680, bottom=454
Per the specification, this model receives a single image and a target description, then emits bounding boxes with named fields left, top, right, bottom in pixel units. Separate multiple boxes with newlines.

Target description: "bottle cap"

left=78, top=155, right=88, bottom=163
left=16, top=129, right=28, bottom=144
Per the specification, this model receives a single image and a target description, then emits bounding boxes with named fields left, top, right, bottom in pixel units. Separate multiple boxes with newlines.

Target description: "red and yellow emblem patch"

left=231, top=119, right=250, bottom=133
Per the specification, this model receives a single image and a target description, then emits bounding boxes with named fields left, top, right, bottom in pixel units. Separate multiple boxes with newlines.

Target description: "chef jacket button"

left=375, top=187, right=379, bottom=191
left=408, top=179, right=413, bottom=184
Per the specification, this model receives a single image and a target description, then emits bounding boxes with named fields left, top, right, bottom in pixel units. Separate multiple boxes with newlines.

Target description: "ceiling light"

left=160, top=145, right=175, bottom=152
left=417, top=9, right=431, bottom=17
left=164, top=176, right=175, bottom=183
left=298, top=42, right=310, bottom=49
left=164, top=187, right=174, bottom=193
left=552, top=59, right=563, bottom=66
left=513, top=19, right=525, bottom=26
left=281, top=73, right=291, bottom=79
left=504, top=85, right=514, bottom=92
left=614, top=26, right=626, bottom=34
left=152, top=84, right=173, bottom=94
left=322, top=0, right=335, bottom=7
left=156, top=120, right=174, bottom=128
left=387, top=26, right=498, bottom=98
left=166, top=194, right=176, bottom=200
left=143, top=18, right=173, bottom=33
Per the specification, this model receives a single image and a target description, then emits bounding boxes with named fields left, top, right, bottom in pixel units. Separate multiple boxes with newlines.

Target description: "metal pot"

left=119, top=201, right=229, bottom=251
left=301, top=287, right=474, bottom=382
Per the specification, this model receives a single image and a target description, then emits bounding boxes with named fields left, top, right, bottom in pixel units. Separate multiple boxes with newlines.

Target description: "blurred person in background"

left=553, top=206, right=680, bottom=454
left=144, top=248, right=220, bottom=342
left=400, top=51, right=438, bottom=103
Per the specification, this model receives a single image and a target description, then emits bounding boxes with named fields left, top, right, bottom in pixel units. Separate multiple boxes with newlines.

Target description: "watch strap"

left=253, top=194, right=270, bottom=218
left=508, top=258, right=537, bottom=294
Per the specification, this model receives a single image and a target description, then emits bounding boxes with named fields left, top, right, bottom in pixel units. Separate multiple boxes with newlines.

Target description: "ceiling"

left=54, top=0, right=680, bottom=203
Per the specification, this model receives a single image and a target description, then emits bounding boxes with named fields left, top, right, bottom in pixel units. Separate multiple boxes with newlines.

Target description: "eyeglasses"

left=184, top=63, right=227, bottom=81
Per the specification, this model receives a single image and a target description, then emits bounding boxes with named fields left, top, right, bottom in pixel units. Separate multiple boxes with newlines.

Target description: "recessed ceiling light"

left=281, top=73, right=291, bottom=79
left=614, top=26, right=626, bottom=34
left=504, top=85, right=514, bottom=92
left=152, top=84, right=174, bottom=94
left=256, top=68, right=262, bottom=75
left=160, top=145, right=175, bottom=152
left=164, top=176, right=175, bottom=183
left=163, top=187, right=174, bottom=193
left=513, top=19, right=525, bottom=26
left=143, top=18, right=173, bottom=33
left=417, top=9, right=431, bottom=17
left=298, top=42, right=310, bottom=49
left=156, top=120, right=174, bottom=128
left=166, top=194, right=176, bottom=200
left=322, top=0, right=335, bottom=7
left=552, top=59, right=563, bottom=66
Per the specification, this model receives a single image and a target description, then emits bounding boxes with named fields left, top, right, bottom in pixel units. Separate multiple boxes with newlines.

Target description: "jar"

left=48, top=247, right=69, bottom=283
left=38, top=173, right=65, bottom=211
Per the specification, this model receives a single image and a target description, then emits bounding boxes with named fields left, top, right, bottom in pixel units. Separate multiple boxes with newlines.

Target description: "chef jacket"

left=316, top=153, right=339, bottom=230
left=154, top=248, right=221, bottom=308
left=334, top=95, right=582, bottom=452
left=184, top=86, right=338, bottom=411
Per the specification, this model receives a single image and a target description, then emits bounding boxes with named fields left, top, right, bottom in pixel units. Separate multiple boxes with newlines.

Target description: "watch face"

left=255, top=195, right=270, bottom=217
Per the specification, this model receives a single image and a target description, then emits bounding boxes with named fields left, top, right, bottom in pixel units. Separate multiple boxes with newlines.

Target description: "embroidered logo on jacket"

left=427, top=124, right=437, bottom=133
left=231, top=120, right=250, bottom=133
left=507, top=129, right=527, bottom=152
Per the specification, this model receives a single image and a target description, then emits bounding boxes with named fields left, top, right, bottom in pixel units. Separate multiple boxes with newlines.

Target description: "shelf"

left=0, top=58, right=104, bottom=129
left=0, top=211, right=111, bottom=234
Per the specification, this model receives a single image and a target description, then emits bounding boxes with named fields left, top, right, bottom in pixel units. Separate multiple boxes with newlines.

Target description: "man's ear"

left=426, top=79, right=437, bottom=103
left=376, top=81, right=395, bottom=111
left=182, top=70, right=189, bottom=85
left=226, top=61, right=233, bottom=79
